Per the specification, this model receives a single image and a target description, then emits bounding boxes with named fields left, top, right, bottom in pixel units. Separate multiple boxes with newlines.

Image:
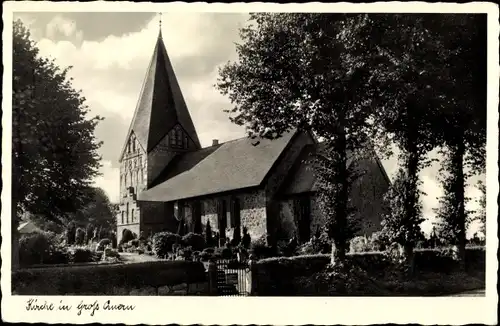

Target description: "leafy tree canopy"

left=12, top=19, right=103, bottom=226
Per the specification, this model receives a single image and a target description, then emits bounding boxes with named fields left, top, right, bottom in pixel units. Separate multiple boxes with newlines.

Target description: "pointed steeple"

left=120, top=22, right=201, bottom=161
left=158, top=12, right=162, bottom=39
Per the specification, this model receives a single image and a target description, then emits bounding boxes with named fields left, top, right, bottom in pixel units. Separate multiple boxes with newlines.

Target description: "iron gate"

left=216, top=259, right=250, bottom=296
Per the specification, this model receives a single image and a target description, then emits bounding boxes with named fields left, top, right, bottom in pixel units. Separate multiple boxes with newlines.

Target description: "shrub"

left=44, top=247, right=70, bottom=265
left=298, top=233, right=331, bottom=255
left=182, top=232, right=206, bottom=251
left=231, top=227, right=241, bottom=247
left=96, top=238, right=111, bottom=251
left=152, top=232, right=182, bottom=258
left=75, top=228, right=85, bottom=245
left=19, top=232, right=53, bottom=266
left=241, top=227, right=251, bottom=249
left=349, top=236, right=371, bottom=253
left=66, top=222, right=76, bottom=245
left=200, top=252, right=212, bottom=262
left=120, top=229, right=136, bottom=245
left=69, top=248, right=95, bottom=263
left=129, top=239, right=140, bottom=248
left=104, top=247, right=119, bottom=258
left=203, top=247, right=215, bottom=254
left=251, top=242, right=276, bottom=259
left=204, top=220, right=214, bottom=247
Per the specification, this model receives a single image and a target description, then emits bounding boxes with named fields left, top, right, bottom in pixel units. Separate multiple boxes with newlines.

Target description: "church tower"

left=117, top=18, right=201, bottom=241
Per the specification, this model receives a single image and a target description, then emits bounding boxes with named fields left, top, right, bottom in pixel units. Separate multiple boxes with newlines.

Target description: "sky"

left=13, top=12, right=485, bottom=237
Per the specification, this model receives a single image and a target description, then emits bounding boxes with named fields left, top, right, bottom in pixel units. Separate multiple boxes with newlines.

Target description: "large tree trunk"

left=403, top=133, right=420, bottom=278
left=450, top=141, right=466, bottom=271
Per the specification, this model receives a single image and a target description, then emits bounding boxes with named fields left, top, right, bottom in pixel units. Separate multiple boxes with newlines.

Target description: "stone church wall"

left=196, top=189, right=267, bottom=243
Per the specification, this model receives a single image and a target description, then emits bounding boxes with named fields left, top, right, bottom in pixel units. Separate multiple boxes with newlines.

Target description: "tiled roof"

left=138, top=131, right=298, bottom=202
left=120, top=34, right=200, bottom=160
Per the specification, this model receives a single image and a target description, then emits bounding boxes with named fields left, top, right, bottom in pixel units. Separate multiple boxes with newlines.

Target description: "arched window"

left=131, top=209, right=135, bottom=222
left=121, top=211, right=124, bottom=224
left=132, top=138, right=136, bottom=152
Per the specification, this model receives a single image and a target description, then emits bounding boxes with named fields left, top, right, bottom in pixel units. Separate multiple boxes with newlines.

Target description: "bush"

left=152, top=232, right=182, bottom=258
left=241, top=227, right=251, bottom=249
left=69, top=248, right=95, bottom=263
left=349, top=236, right=371, bottom=253
left=120, top=229, right=136, bottom=245
left=66, top=222, right=76, bottom=245
left=182, top=232, right=206, bottom=251
left=96, top=238, right=111, bottom=251
left=129, top=239, right=140, bottom=248
left=204, top=220, right=214, bottom=247
left=231, top=227, right=241, bottom=247
left=297, top=233, right=331, bottom=255
left=202, top=247, right=215, bottom=254
left=251, top=243, right=276, bottom=259
left=19, top=232, right=53, bottom=266
left=75, top=228, right=85, bottom=245
left=104, top=247, right=120, bottom=259
left=44, top=247, right=70, bottom=265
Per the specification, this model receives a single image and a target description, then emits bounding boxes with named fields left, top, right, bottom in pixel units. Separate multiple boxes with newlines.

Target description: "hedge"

left=12, top=260, right=207, bottom=295
left=254, top=247, right=485, bottom=296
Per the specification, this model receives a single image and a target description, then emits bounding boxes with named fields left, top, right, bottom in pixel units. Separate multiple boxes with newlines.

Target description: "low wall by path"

left=12, top=260, right=215, bottom=296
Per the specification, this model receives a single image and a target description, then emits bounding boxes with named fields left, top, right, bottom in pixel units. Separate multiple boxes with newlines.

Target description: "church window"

left=192, top=201, right=202, bottom=233
left=217, top=199, right=227, bottom=232
left=131, top=209, right=135, bottom=222
left=169, top=126, right=185, bottom=149
left=183, top=136, right=188, bottom=149
left=229, top=197, right=241, bottom=228
left=126, top=203, right=129, bottom=224
left=121, top=211, right=124, bottom=224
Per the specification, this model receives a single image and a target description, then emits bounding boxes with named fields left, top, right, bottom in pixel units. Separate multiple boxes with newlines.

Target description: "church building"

left=117, top=29, right=391, bottom=245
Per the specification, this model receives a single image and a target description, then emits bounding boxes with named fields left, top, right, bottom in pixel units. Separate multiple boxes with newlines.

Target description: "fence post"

left=208, top=260, right=217, bottom=296
left=248, top=259, right=258, bottom=296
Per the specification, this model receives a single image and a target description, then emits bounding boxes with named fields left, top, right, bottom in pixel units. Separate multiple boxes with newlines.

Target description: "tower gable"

left=119, top=32, right=200, bottom=163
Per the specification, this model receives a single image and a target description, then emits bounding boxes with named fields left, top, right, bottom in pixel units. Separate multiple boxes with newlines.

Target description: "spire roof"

left=120, top=32, right=201, bottom=160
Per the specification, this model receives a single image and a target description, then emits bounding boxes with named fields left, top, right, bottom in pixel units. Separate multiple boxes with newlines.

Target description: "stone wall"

left=194, top=190, right=267, bottom=242
left=111, top=281, right=210, bottom=296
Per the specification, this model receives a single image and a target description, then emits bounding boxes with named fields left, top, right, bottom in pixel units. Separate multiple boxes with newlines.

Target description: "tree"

left=381, top=168, right=425, bottom=274
left=68, top=187, right=116, bottom=231
left=431, top=15, right=486, bottom=268
left=217, top=13, right=379, bottom=265
left=204, top=220, right=214, bottom=247
left=12, top=20, right=102, bottom=266
left=367, top=15, right=456, bottom=271
left=475, top=180, right=486, bottom=236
